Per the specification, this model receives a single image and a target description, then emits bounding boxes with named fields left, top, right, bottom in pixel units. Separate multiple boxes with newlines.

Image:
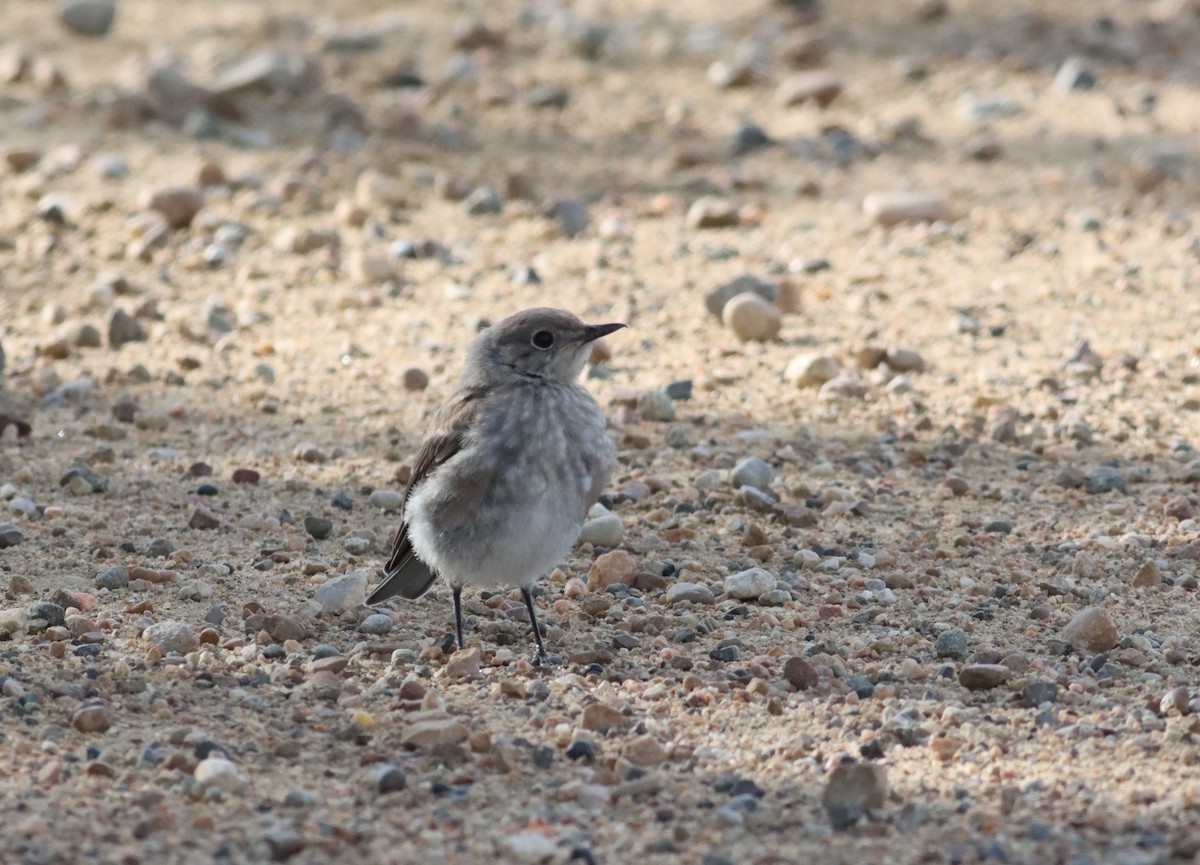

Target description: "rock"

left=58, top=0, right=115, bottom=37
left=188, top=505, right=220, bottom=530
left=1130, top=143, right=1185, bottom=192
left=780, top=29, right=828, bottom=67
left=783, top=656, right=819, bottom=690
left=210, top=49, right=315, bottom=98
left=959, top=664, right=1011, bottom=690
left=0, top=523, right=24, bottom=548
left=776, top=71, right=842, bottom=107
left=1022, top=681, right=1058, bottom=708
left=705, top=274, right=777, bottom=318
left=194, top=756, right=248, bottom=795
left=1061, top=606, right=1118, bottom=653
left=143, top=620, right=199, bottom=654
left=822, top=761, right=888, bottom=830
left=725, top=567, right=776, bottom=600
left=1165, top=496, right=1196, bottom=521
left=26, top=602, right=65, bottom=628
left=550, top=199, right=591, bottom=237
left=72, top=701, right=114, bottom=733
left=934, top=628, right=969, bottom=659
left=368, top=490, right=404, bottom=511
left=108, top=308, right=147, bottom=347
left=622, top=735, right=667, bottom=766
left=501, top=831, right=557, bottom=864
left=263, top=614, right=307, bottom=643
left=686, top=196, right=739, bottom=229
left=314, top=571, right=367, bottom=614
left=349, top=251, right=394, bottom=284
left=1132, top=560, right=1162, bottom=587
left=402, top=718, right=468, bottom=749
left=731, top=122, right=771, bottom=155
left=665, top=582, right=715, bottom=604
left=463, top=185, right=503, bottom=216
left=730, top=457, right=775, bottom=490
left=884, top=347, right=925, bottom=373
left=232, top=468, right=261, bottom=484
left=708, top=58, right=758, bottom=89
left=373, top=764, right=406, bottom=794
left=262, top=828, right=305, bottom=861
left=587, top=550, right=638, bottom=590
left=663, top=380, right=693, bottom=401
left=358, top=613, right=392, bottom=635
left=94, top=565, right=129, bottom=589
left=1054, top=465, right=1086, bottom=488
left=402, top=368, right=429, bottom=391
left=723, top=293, right=781, bottom=341
left=356, top=170, right=407, bottom=207
left=0, top=393, right=32, bottom=438
left=863, top=191, right=954, bottom=227
left=303, top=516, right=333, bottom=540
left=637, top=390, right=676, bottom=422
left=145, top=186, right=203, bottom=229
left=1084, top=466, right=1125, bottom=494
left=818, top=374, right=870, bottom=400
left=445, top=646, right=482, bottom=680
left=580, top=702, right=632, bottom=733
left=1160, top=687, right=1190, bottom=717
left=983, top=519, right=1013, bottom=534
left=578, top=514, right=624, bottom=547
left=1053, top=56, right=1096, bottom=92
left=785, top=354, right=839, bottom=387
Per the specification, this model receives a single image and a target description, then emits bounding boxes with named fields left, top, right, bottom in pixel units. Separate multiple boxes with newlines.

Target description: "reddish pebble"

left=70, top=592, right=97, bottom=612
left=232, top=468, right=260, bottom=484
left=188, top=462, right=213, bottom=477
left=818, top=604, right=845, bottom=619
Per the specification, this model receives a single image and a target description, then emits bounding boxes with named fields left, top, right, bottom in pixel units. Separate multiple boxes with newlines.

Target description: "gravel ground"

left=3, top=1, right=1200, bottom=863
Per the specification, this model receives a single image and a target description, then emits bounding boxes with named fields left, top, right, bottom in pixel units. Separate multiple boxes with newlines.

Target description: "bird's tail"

left=367, top=537, right=436, bottom=604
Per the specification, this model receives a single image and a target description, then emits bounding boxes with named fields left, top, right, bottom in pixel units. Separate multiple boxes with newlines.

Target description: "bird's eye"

left=531, top=330, right=555, bottom=350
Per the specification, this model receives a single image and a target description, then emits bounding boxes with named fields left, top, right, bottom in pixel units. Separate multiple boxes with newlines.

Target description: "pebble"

left=818, top=374, right=869, bottom=400
left=303, top=516, right=333, bottom=540
left=587, top=550, right=637, bottom=591
left=263, top=614, right=307, bottom=643
left=622, top=735, right=667, bottom=766
left=356, top=170, right=406, bottom=207
left=0, top=522, right=24, bottom=548
left=143, top=620, right=199, bottom=654
left=108, top=308, right=148, bottom=347
left=883, top=347, right=925, bottom=373
left=369, top=489, right=404, bottom=511
left=445, top=646, right=482, bottom=679
left=663, top=380, right=693, bottom=401
left=724, top=567, right=776, bottom=600
left=958, top=664, right=1011, bottom=690
left=1084, top=466, right=1125, bottom=494
left=464, top=185, right=503, bottom=216
left=578, top=514, right=624, bottom=547
left=1053, top=56, right=1096, bottom=93
left=783, top=656, right=819, bottom=690
left=502, top=831, right=557, bottom=864
left=730, top=457, right=774, bottom=490
left=358, top=613, right=392, bottom=635
left=665, top=582, right=715, bottom=604
left=189, top=505, right=220, bottom=530
left=822, top=761, right=888, bottom=830
left=784, top=354, right=839, bottom=387
left=1130, top=143, right=1185, bottom=192
left=580, top=702, right=632, bottom=733
left=402, top=718, right=468, bottom=749
left=349, top=251, right=394, bottom=284
left=776, top=71, right=843, bottom=108
left=232, top=468, right=260, bottom=484
left=403, top=368, right=429, bottom=391
left=1132, top=560, right=1162, bottom=587
left=1061, top=606, right=1118, bottom=652
left=862, top=191, right=954, bottom=227
left=58, top=0, right=115, bottom=37
left=314, top=571, right=367, bottom=613
left=934, top=628, right=969, bottom=659
left=722, top=293, right=781, bottom=341
left=1022, top=681, right=1059, bottom=708
left=705, top=274, right=777, bottom=317
left=94, top=565, right=129, bottom=589
left=194, top=756, right=249, bottom=795
left=72, top=701, right=114, bottom=733
left=373, top=764, right=406, bottom=794
left=637, top=390, right=676, bottom=422
left=262, top=828, right=305, bottom=861
left=983, top=519, right=1013, bottom=534
left=145, top=186, right=204, bottom=229
left=686, top=196, right=739, bottom=229
left=550, top=199, right=591, bottom=238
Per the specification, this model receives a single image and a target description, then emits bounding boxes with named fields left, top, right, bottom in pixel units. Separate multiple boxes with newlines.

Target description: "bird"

left=367, top=307, right=624, bottom=663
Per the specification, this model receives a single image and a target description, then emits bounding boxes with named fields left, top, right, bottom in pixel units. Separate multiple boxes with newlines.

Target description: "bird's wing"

left=368, top=388, right=487, bottom=604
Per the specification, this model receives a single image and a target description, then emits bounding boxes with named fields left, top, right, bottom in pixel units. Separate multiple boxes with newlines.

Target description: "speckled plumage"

left=367, top=308, right=623, bottom=659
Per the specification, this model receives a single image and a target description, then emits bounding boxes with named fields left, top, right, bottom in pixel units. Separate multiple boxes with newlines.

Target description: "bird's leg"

left=452, top=586, right=464, bottom=651
left=521, top=587, right=553, bottom=665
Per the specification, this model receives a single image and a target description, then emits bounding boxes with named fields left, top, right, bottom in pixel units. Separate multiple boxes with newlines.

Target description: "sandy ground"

left=2, top=0, right=1200, bottom=863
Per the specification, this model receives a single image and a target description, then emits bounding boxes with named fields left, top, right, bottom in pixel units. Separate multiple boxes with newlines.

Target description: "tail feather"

left=367, top=529, right=436, bottom=604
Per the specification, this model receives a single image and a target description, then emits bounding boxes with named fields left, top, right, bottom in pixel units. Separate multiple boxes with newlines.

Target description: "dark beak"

left=581, top=322, right=626, bottom=343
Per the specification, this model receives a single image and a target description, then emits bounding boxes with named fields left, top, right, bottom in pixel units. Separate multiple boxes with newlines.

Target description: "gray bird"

left=367, top=307, right=624, bottom=662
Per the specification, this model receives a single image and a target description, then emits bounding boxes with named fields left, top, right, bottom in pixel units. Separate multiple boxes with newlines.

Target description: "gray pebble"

left=374, top=764, right=406, bottom=794
left=95, top=565, right=130, bottom=589
left=730, top=457, right=774, bottom=490
left=934, top=628, right=969, bottom=659
left=143, top=620, right=199, bottom=654
left=663, top=380, right=693, bottom=401
left=314, top=571, right=367, bottom=613
left=984, top=519, right=1013, bottom=534
left=26, top=601, right=66, bottom=629
left=1022, top=680, right=1058, bottom=708
left=665, top=582, right=715, bottom=605
left=368, top=489, right=404, bottom=511
left=578, top=514, right=624, bottom=547
left=303, top=516, right=333, bottom=540
left=724, top=567, right=775, bottom=600
left=1084, top=466, right=1126, bottom=494
left=704, top=274, right=777, bottom=317
left=58, top=0, right=115, bottom=37
left=464, top=185, right=503, bottom=216
left=358, top=613, right=393, bottom=635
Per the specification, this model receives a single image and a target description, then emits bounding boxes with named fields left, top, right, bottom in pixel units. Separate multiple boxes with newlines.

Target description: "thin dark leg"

left=521, top=587, right=549, bottom=662
left=452, top=587, right=464, bottom=651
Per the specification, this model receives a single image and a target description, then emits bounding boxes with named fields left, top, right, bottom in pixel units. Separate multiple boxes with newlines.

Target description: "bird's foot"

left=532, top=650, right=564, bottom=668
